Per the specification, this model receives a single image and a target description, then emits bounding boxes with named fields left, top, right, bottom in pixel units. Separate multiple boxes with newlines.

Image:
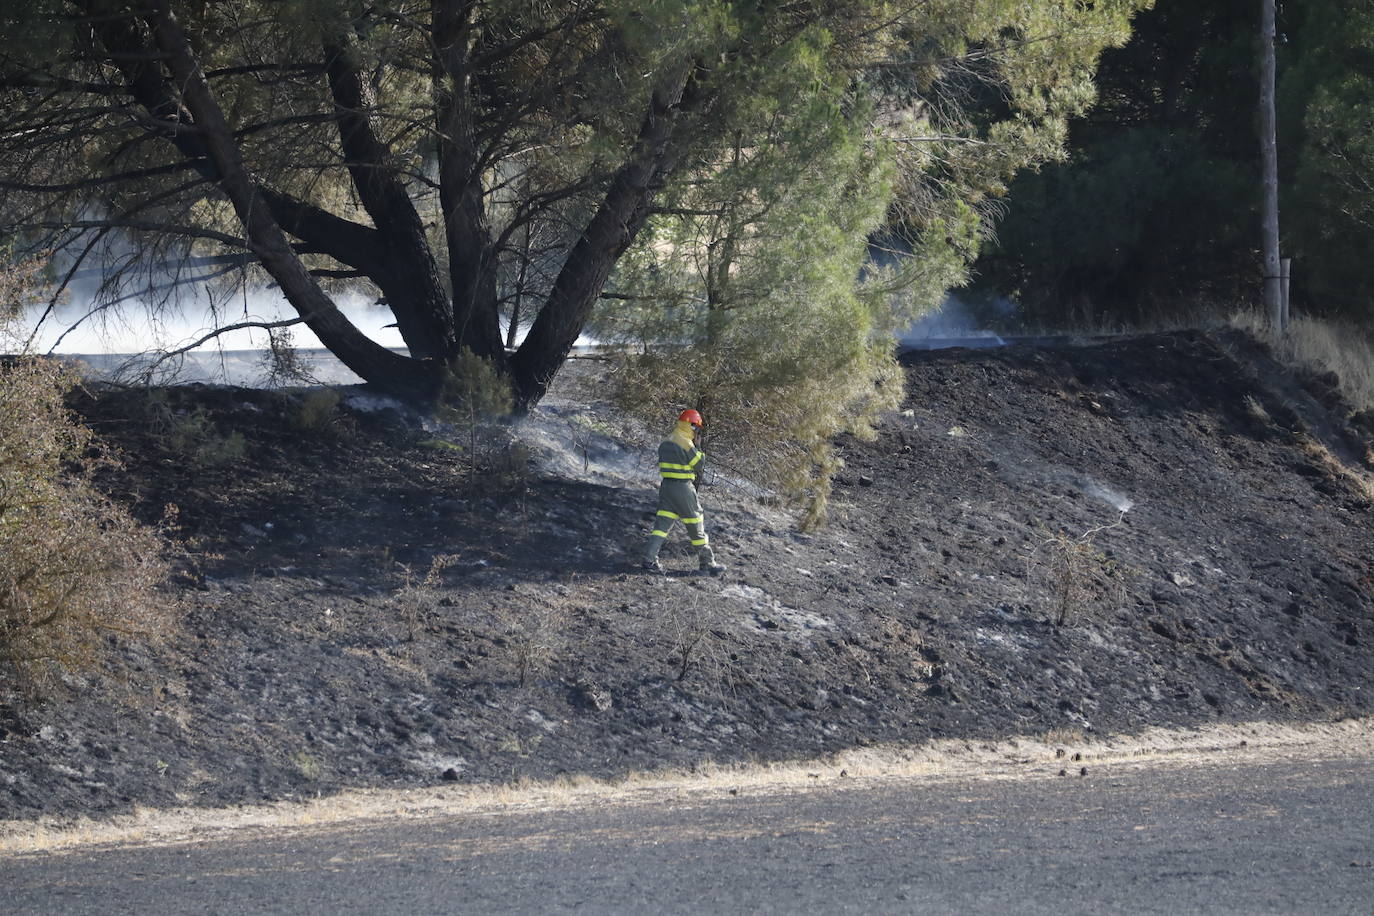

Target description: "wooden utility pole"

left=1260, top=0, right=1283, bottom=328
left=1281, top=256, right=1292, bottom=327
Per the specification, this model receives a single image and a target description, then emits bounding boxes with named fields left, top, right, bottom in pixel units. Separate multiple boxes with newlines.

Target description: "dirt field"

left=2, top=328, right=1371, bottom=824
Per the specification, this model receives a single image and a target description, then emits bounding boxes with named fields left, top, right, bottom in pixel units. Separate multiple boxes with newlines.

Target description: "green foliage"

left=968, top=0, right=1261, bottom=328
left=438, top=348, right=516, bottom=482
left=440, top=348, right=514, bottom=421
left=2, top=0, right=1146, bottom=411
left=1285, top=0, right=1374, bottom=319
left=975, top=128, right=1256, bottom=328
left=291, top=388, right=343, bottom=434
left=592, top=1, right=1146, bottom=523
left=973, top=0, right=1374, bottom=331
left=140, top=392, right=248, bottom=467
left=596, top=49, right=901, bottom=523
left=877, top=0, right=1150, bottom=300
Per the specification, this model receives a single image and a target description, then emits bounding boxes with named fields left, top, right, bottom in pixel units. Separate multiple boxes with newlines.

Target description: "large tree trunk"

left=322, top=32, right=457, bottom=362
left=510, top=65, right=698, bottom=407
left=434, top=0, right=504, bottom=363
left=86, top=3, right=704, bottom=409
left=84, top=0, right=441, bottom=400
left=146, top=1, right=441, bottom=401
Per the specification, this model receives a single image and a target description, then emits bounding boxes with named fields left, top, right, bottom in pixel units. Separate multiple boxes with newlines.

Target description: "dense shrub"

left=1, top=259, right=173, bottom=691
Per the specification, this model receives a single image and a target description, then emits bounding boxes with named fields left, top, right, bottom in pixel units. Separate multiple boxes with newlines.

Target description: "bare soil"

left=2, top=328, right=1372, bottom=823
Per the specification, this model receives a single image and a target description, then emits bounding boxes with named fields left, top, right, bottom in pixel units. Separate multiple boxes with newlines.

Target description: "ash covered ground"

left=2, top=329, right=1372, bottom=822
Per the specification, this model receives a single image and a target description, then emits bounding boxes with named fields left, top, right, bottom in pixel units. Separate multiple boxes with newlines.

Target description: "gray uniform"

left=643, top=436, right=718, bottom=568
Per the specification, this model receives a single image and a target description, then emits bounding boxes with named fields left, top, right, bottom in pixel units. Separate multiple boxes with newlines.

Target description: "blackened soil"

left=2, top=329, right=1372, bottom=822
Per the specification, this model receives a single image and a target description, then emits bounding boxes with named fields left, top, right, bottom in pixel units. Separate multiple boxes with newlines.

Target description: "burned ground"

left=2, top=329, right=1372, bottom=822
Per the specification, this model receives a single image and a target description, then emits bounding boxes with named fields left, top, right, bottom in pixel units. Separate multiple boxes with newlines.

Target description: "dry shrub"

left=1023, top=515, right=1129, bottom=626
left=258, top=326, right=318, bottom=388
left=498, top=601, right=565, bottom=687
left=656, top=585, right=731, bottom=683
left=0, top=358, right=174, bottom=690
left=393, top=553, right=458, bottom=642
left=565, top=413, right=609, bottom=475
left=1231, top=311, right=1374, bottom=412
left=511, top=612, right=560, bottom=687
left=1242, top=394, right=1272, bottom=426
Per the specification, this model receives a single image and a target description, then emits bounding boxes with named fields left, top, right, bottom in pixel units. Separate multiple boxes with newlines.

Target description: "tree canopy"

left=970, top=0, right=1374, bottom=331
left=1, top=0, right=1146, bottom=429
left=1284, top=0, right=1374, bottom=317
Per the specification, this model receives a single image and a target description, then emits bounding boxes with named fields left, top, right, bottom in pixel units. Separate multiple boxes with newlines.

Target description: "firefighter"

left=642, top=408, right=726, bottom=575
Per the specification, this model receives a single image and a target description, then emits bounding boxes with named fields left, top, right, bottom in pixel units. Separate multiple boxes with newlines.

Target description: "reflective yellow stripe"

left=659, top=453, right=703, bottom=469
left=650, top=530, right=669, bottom=539
left=680, top=516, right=702, bottom=525
left=660, top=452, right=703, bottom=479
left=656, top=510, right=679, bottom=519
left=690, top=537, right=708, bottom=546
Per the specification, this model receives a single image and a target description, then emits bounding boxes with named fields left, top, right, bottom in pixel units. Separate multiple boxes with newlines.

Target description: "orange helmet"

left=679, top=408, right=704, bottom=427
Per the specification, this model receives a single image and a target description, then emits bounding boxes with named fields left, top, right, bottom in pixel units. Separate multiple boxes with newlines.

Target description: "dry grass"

left=6, top=717, right=1373, bottom=856
left=1012, top=306, right=1236, bottom=340
left=1042, top=726, right=1086, bottom=745
left=1231, top=311, right=1374, bottom=412
left=1298, top=435, right=1374, bottom=501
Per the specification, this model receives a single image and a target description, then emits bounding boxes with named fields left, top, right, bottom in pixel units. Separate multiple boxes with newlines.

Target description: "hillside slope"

left=2, top=330, right=1371, bottom=821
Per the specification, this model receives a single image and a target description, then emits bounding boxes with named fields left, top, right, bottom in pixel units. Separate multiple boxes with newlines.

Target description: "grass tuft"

left=1231, top=311, right=1374, bottom=412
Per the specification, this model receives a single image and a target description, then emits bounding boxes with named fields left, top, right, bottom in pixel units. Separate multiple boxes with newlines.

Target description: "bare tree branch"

left=22, top=218, right=255, bottom=249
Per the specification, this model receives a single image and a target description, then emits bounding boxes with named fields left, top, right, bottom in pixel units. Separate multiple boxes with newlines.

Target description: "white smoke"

left=16, top=220, right=402, bottom=357
left=22, top=285, right=401, bottom=355
left=900, top=293, right=1013, bottom=347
